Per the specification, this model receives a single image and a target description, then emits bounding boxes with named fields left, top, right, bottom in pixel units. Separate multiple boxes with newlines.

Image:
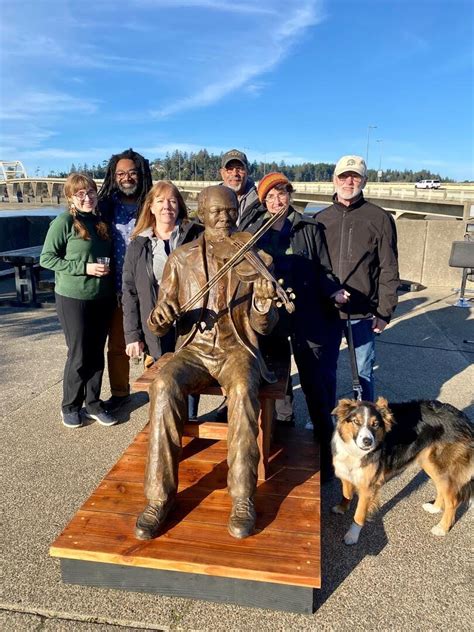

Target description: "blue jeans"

left=324, top=317, right=376, bottom=406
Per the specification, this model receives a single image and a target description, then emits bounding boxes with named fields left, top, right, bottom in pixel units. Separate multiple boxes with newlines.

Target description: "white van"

left=415, top=179, right=441, bottom=189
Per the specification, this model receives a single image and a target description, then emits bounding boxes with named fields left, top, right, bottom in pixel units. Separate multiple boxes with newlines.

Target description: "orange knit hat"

left=257, top=172, right=293, bottom=203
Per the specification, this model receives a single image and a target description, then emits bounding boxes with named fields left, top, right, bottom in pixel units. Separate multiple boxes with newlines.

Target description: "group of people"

left=40, top=149, right=199, bottom=428
left=40, top=146, right=399, bottom=540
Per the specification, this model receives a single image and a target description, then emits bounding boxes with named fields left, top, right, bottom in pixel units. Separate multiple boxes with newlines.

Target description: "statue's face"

left=201, top=187, right=238, bottom=238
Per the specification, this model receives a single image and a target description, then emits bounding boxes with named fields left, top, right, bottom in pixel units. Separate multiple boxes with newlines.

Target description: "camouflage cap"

left=221, top=149, right=249, bottom=169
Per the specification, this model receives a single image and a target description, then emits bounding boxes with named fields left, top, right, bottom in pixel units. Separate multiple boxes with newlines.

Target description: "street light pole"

left=366, top=125, right=378, bottom=169
left=376, top=139, right=383, bottom=181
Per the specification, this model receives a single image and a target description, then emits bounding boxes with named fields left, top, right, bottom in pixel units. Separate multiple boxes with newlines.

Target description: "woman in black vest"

left=122, top=180, right=203, bottom=418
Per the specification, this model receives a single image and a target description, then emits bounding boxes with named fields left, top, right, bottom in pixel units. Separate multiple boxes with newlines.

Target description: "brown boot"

left=228, top=497, right=256, bottom=539
left=134, top=499, right=175, bottom=540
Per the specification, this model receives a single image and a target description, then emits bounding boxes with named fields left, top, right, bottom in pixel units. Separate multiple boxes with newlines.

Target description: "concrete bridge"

left=0, top=177, right=105, bottom=205
left=1, top=176, right=473, bottom=221
left=174, top=180, right=474, bottom=222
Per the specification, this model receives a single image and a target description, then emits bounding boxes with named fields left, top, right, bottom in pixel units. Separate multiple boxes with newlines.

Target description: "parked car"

left=415, top=179, right=441, bottom=189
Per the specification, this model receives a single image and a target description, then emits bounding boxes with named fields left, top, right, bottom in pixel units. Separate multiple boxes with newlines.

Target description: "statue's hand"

left=254, top=278, right=276, bottom=311
left=152, top=299, right=180, bottom=326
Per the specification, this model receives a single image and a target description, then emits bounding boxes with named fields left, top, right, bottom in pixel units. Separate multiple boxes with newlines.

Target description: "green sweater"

left=40, top=211, right=115, bottom=300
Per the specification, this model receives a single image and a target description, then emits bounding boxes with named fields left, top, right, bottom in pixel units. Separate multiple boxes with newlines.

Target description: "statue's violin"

left=179, top=209, right=296, bottom=315
left=207, top=232, right=295, bottom=313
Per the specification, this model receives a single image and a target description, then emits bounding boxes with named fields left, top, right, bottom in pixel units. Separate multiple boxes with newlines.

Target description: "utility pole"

left=366, top=125, right=377, bottom=170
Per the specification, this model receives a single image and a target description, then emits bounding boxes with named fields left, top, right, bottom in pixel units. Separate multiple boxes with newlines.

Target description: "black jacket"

left=247, top=207, right=342, bottom=346
left=316, top=193, right=399, bottom=322
left=122, top=220, right=203, bottom=359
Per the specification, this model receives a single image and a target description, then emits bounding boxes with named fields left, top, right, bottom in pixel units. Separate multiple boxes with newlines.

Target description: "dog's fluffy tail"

left=459, top=479, right=474, bottom=507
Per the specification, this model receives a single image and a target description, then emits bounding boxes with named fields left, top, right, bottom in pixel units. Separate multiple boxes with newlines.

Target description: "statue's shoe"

left=134, top=499, right=175, bottom=540
left=228, top=497, right=256, bottom=539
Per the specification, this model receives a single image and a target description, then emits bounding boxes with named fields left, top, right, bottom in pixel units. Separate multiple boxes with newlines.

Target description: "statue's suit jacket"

left=147, top=234, right=278, bottom=383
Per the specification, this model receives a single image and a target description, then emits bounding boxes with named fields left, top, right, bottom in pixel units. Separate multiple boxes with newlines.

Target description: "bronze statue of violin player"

left=136, top=185, right=283, bottom=541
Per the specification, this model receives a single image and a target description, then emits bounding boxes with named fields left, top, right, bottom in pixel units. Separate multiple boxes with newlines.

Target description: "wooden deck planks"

left=50, top=430, right=321, bottom=589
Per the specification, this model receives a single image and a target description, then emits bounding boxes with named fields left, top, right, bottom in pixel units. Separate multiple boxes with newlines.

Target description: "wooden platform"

left=50, top=422, right=321, bottom=612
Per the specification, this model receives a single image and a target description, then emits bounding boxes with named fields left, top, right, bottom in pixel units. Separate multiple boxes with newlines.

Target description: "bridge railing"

left=2, top=178, right=473, bottom=205
left=173, top=180, right=474, bottom=202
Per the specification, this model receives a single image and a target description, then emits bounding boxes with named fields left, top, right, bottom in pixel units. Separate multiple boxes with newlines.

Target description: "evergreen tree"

left=64, top=151, right=457, bottom=183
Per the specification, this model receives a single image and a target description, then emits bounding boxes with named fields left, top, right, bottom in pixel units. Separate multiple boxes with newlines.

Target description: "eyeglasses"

left=336, top=173, right=363, bottom=182
left=73, top=189, right=97, bottom=201
left=115, top=169, right=139, bottom=179
left=224, top=165, right=246, bottom=173
left=266, top=190, right=289, bottom=202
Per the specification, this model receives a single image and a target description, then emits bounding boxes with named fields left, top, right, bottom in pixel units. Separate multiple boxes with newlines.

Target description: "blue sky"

left=1, top=0, right=473, bottom=180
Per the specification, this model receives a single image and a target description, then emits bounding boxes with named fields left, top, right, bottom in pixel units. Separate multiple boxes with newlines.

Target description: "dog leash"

left=346, top=316, right=363, bottom=401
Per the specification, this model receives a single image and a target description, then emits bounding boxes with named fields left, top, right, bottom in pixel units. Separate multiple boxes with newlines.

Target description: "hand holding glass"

left=95, top=257, right=110, bottom=276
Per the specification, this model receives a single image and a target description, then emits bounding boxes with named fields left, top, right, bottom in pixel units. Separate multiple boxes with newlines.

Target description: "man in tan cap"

left=317, top=155, right=399, bottom=408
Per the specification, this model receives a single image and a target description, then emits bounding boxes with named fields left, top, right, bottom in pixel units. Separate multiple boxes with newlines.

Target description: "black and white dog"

left=331, top=397, right=473, bottom=545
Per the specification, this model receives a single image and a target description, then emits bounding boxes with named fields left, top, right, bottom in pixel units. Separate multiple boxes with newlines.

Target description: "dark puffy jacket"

left=316, top=194, right=399, bottom=322
left=247, top=207, right=342, bottom=346
left=122, top=220, right=203, bottom=359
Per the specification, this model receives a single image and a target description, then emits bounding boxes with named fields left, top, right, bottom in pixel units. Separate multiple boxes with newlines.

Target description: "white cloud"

left=0, top=91, right=100, bottom=121
left=151, top=1, right=322, bottom=118
left=132, top=0, right=277, bottom=15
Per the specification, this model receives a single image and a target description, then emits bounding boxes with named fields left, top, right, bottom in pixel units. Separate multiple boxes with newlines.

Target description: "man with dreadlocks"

left=98, top=148, right=153, bottom=411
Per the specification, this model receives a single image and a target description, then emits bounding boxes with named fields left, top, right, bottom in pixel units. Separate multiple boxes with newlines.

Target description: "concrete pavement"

left=1, top=286, right=472, bottom=631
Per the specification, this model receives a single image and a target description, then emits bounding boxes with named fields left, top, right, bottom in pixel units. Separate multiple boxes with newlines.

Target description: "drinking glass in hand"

left=96, top=257, right=110, bottom=275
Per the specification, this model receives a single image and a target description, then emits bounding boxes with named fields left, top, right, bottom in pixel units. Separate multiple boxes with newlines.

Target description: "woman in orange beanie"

left=248, top=172, right=349, bottom=481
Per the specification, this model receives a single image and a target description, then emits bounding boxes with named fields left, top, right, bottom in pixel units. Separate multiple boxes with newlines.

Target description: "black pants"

left=292, top=338, right=334, bottom=472
left=260, top=334, right=294, bottom=422
left=56, top=293, right=114, bottom=414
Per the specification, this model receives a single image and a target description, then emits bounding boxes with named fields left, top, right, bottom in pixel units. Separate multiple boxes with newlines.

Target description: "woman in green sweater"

left=40, top=174, right=117, bottom=428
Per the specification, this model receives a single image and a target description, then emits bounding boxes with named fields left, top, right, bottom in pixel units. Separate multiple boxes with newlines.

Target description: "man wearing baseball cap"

left=214, top=149, right=268, bottom=421
left=317, top=155, right=399, bottom=406
left=220, top=149, right=265, bottom=230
